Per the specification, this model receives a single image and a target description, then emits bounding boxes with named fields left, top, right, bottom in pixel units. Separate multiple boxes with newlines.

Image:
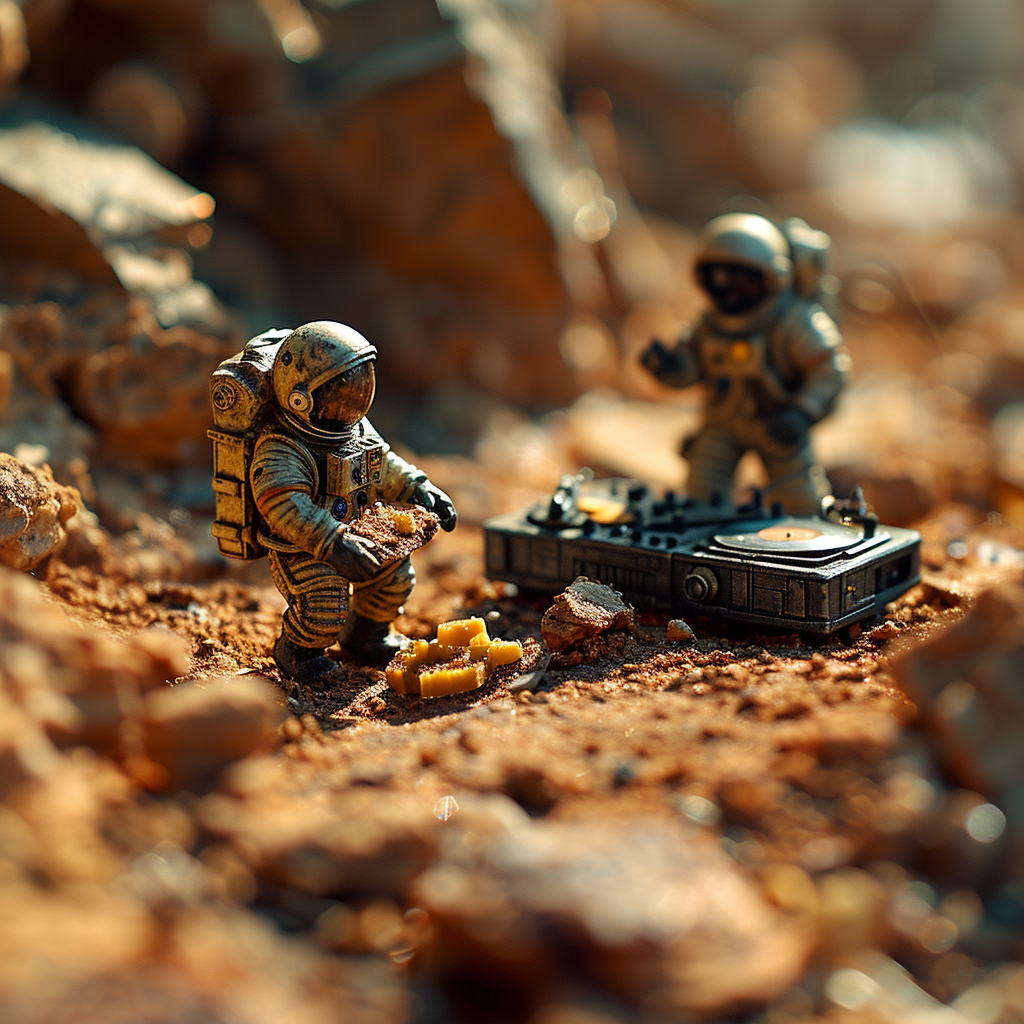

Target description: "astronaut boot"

left=273, top=633, right=339, bottom=686
left=340, top=614, right=409, bottom=668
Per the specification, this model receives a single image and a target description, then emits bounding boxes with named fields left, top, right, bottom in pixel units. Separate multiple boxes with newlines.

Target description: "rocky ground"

left=3, top=451, right=1024, bottom=1023
left=1, top=1, right=1023, bottom=1021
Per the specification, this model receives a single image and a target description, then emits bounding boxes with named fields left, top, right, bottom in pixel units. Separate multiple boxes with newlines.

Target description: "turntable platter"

left=713, top=518, right=865, bottom=554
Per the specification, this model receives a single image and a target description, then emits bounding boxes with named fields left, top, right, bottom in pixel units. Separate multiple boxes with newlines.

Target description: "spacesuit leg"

left=338, top=556, right=416, bottom=667
left=268, top=550, right=348, bottom=649
left=349, top=556, right=416, bottom=623
left=760, top=439, right=831, bottom=516
left=684, top=425, right=744, bottom=502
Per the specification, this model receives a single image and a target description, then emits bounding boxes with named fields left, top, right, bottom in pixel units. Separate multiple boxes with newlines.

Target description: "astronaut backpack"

left=781, top=217, right=841, bottom=320
left=207, top=328, right=291, bottom=559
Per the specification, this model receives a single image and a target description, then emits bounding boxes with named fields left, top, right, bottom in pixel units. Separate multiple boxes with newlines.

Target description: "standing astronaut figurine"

left=640, top=213, right=850, bottom=514
left=208, top=322, right=457, bottom=681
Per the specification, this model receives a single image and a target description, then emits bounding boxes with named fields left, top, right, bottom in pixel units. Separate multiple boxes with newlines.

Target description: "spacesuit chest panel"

left=701, top=333, right=767, bottom=380
left=323, top=437, right=386, bottom=523
left=700, top=332, right=769, bottom=405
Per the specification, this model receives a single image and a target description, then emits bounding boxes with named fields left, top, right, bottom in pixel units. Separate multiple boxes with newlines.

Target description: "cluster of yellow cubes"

left=386, top=617, right=523, bottom=698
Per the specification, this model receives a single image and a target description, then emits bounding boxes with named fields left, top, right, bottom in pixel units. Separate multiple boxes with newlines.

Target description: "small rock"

left=143, top=675, right=288, bottom=793
left=0, top=453, right=81, bottom=570
left=508, top=652, right=552, bottom=693
left=413, top=816, right=813, bottom=1016
left=667, top=618, right=695, bottom=644
left=0, top=563, right=191, bottom=778
left=541, top=576, right=635, bottom=653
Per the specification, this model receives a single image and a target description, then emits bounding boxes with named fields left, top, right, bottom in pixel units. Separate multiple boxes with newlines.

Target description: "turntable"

left=483, top=474, right=921, bottom=633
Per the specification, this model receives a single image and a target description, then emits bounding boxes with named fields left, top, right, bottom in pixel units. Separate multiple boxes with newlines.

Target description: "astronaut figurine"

left=640, top=213, right=849, bottom=515
left=209, top=321, right=457, bottom=682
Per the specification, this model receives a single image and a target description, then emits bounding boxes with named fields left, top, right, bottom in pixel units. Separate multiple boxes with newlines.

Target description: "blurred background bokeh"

left=0, top=0, right=1022, bottom=539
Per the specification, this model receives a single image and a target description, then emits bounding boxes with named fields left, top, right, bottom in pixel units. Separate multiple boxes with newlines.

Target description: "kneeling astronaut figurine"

left=208, top=322, right=457, bottom=681
left=641, top=213, right=850, bottom=515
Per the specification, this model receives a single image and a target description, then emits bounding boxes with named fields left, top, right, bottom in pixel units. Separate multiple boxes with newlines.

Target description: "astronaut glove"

left=412, top=481, right=458, bottom=532
left=766, top=407, right=811, bottom=448
left=640, top=335, right=698, bottom=385
left=326, top=527, right=386, bottom=581
left=639, top=338, right=678, bottom=379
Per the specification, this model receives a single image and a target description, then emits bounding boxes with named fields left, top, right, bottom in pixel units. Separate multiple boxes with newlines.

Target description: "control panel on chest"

left=702, top=333, right=767, bottom=381
left=322, top=436, right=386, bottom=522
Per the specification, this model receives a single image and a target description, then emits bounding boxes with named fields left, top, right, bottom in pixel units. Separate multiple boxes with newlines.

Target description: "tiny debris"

left=508, top=652, right=552, bottom=693
left=433, top=795, right=459, bottom=821
left=666, top=618, right=695, bottom=645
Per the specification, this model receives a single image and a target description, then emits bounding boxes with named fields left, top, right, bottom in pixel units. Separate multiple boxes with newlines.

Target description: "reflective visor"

left=310, top=361, right=376, bottom=430
left=696, top=262, right=767, bottom=315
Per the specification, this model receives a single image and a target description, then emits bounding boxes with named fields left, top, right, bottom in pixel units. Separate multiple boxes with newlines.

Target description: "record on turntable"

left=712, top=518, right=887, bottom=556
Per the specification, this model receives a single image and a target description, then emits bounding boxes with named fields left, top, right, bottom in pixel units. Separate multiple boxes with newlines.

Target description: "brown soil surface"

left=8, top=501, right=1020, bottom=1022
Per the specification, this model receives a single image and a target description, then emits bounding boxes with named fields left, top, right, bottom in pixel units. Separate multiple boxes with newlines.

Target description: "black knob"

left=683, top=568, right=719, bottom=602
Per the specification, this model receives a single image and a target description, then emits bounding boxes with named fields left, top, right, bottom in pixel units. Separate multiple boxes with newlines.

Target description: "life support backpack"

left=781, top=217, right=841, bottom=320
left=208, top=329, right=290, bottom=559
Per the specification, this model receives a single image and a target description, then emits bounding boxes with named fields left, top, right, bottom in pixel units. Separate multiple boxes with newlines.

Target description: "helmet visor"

left=311, top=361, right=376, bottom=430
left=697, top=262, right=767, bottom=315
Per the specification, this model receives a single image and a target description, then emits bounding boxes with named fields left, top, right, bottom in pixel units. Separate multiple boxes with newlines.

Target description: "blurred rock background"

left=3, top=0, right=1024, bottom=1022
left=0, top=0, right=1021, bottom=537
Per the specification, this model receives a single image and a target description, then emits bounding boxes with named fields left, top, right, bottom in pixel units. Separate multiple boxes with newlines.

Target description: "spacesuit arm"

left=368, top=422, right=456, bottom=531
left=786, top=306, right=849, bottom=423
left=349, top=418, right=427, bottom=503
left=251, top=435, right=338, bottom=560
left=639, top=325, right=703, bottom=390
left=381, top=449, right=458, bottom=531
left=379, top=449, right=429, bottom=503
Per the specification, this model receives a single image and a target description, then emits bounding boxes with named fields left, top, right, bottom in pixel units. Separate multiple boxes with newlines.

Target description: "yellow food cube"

left=386, top=666, right=421, bottom=696
left=419, top=663, right=485, bottom=699
left=437, top=617, right=489, bottom=647
left=404, top=639, right=430, bottom=670
left=468, top=633, right=492, bottom=661
left=424, top=640, right=458, bottom=664
left=485, top=640, right=523, bottom=677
